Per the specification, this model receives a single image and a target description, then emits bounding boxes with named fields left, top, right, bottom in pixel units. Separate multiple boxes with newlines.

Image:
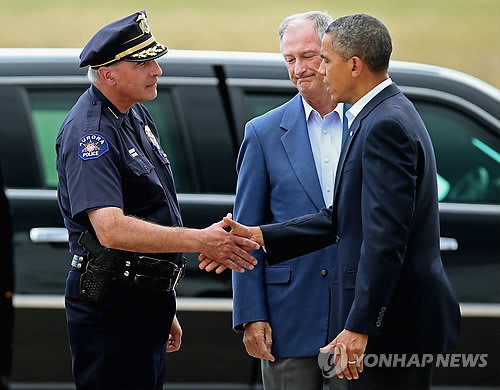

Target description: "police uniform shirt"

left=56, top=84, right=182, bottom=257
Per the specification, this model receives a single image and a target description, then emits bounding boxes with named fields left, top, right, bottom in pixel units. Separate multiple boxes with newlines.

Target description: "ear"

left=350, top=56, right=363, bottom=78
left=98, top=66, right=116, bottom=85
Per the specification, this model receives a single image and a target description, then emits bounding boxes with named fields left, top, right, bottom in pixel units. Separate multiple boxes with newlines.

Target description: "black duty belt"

left=72, top=231, right=185, bottom=304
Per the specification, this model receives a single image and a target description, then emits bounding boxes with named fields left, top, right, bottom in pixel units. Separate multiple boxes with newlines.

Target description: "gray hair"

left=325, top=14, right=392, bottom=74
left=87, top=67, right=100, bottom=83
left=278, top=11, right=333, bottom=52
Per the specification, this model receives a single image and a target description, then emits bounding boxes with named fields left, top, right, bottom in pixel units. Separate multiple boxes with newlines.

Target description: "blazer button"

left=335, top=236, right=340, bottom=243
left=321, top=270, right=328, bottom=277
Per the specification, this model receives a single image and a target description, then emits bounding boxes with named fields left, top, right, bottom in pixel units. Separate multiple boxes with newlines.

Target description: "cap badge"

left=136, top=13, right=150, bottom=34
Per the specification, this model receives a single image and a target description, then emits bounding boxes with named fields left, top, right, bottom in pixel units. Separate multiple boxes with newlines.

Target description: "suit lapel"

left=333, top=83, right=401, bottom=196
left=281, top=94, right=325, bottom=210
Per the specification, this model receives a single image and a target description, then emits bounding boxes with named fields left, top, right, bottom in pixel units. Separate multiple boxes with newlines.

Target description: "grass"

left=3, top=0, right=499, bottom=87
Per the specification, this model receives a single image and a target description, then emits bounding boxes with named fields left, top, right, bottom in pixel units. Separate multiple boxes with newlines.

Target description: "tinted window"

left=30, top=89, right=83, bottom=188
left=229, top=87, right=295, bottom=142
left=28, top=88, right=193, bottom=192
left=414, top=100, right=500, bottom=205
left=143, top=91, right=194, bottom=193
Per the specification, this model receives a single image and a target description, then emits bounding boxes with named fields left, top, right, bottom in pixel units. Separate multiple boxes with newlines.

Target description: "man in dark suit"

left=218, top=14, right=461, bottom=390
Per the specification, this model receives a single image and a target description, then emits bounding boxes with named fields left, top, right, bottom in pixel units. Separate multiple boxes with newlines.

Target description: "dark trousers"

left=343, top=365, right=433, bottom=390
left=65, top=269, right=176, bottom=390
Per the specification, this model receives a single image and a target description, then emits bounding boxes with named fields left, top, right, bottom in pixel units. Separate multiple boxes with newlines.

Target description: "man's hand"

left=223, top=217, right=265, bottom=247
left=167, top=315, right=182, bottom=353
left=199, top=214, right=260, bottom=273
left=198, top=216, right=265, bottom=273
left=243, top=321, right=275, bottom=362
left=320, top=329, right=368, bottom=380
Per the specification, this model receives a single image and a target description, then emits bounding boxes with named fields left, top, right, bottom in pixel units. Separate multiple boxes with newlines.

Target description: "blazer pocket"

left=264, top=266, right=291, bottom=285
left=343, top=270, right=357, bottom=289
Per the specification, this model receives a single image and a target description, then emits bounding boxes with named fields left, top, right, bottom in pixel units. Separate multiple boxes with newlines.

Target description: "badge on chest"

left=144, top=125, right=168, bottom=161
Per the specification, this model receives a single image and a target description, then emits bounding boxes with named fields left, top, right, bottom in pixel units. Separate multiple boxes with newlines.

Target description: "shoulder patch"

left=78, top=133, right=109, bottom=160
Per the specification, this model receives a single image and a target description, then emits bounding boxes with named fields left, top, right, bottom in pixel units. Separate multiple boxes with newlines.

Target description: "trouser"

left=65, top=269, right=176, bottom=390
left=343, top=364, right=433, bottom=390
left=262, top=357, right=348, bottom=390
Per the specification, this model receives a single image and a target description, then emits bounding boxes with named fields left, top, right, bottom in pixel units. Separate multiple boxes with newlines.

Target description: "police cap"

left=79, top=10, right=168, bottom=68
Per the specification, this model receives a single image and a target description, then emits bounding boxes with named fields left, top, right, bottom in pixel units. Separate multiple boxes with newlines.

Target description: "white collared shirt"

left=302, top=98, right=344, bottom=207
left=345, top=78, right=393, bottom=129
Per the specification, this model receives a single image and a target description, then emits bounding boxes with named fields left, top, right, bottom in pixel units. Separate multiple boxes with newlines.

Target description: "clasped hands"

left=199, top=214, right=262, bottom=273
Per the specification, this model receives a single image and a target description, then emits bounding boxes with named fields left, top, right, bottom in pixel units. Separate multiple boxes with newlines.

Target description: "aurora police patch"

left=78, top=133, right=109, bottom=160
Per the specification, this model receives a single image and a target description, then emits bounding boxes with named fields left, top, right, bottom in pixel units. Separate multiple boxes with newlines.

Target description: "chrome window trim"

left=0, top=75, right=218, bottom=86
left=7, top=189, right=499, bottom=216
left=226, top=78, right=295, bottom=89
left=439, top=202, right=500, bottom=216
left=400, top=86, right=500, bottom=129
left=11, top=294, right=500, bottom=317
left=5, top=189, right=235, bottom=205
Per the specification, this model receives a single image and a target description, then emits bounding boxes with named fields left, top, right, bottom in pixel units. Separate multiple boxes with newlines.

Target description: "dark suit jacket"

left=261, top=83, right=461, bottom=354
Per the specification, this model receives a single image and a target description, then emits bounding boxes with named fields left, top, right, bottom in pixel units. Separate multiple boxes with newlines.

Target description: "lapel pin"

left=349, top=131, right=354, bottom=136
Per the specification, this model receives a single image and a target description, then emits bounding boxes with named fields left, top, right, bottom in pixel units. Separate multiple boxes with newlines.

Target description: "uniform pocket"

left=264, top=266, right=291, bottom=284
left=65, top=269, right=84, bottom=299
left=128, top=157, right=155, bottom=176
left=344, top=270, right=357, bottom=289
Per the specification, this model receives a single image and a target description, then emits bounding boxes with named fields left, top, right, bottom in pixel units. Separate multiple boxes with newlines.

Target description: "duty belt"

left=73, top=231, right=185, bottom=303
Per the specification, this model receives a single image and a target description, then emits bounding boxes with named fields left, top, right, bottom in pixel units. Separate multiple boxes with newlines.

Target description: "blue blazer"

left=232, top=94, right=346, bottom=357
left=261, top=84, right=461, bottom=354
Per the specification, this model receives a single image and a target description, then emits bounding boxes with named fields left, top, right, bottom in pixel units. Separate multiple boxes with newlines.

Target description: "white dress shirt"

left=302, top=98, right=344, bottom=207
left=345, top=78, right=393, bottom=129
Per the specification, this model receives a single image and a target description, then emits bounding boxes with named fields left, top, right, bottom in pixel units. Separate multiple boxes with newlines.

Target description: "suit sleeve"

left=345, top=118, right=418, bottom=336
left=261, top=207, right=337, bottom=264
left=232, top=122, right=271, bottom=331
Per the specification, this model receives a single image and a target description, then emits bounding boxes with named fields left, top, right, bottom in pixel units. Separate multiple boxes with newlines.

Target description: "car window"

left=414, top=100, right=500, bottom=205
left=29, top=88, right=193, bottom=192
left=229, top=87, right=295, bottom=143
left=244, top=90, right=295, bottom=120
left=30, top=89, right=84, bottom=188
left=142, top=91, right=194, bottom=193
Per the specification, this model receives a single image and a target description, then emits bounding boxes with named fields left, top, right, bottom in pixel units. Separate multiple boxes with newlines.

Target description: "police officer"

left=56, top=10, right=258, bottom=390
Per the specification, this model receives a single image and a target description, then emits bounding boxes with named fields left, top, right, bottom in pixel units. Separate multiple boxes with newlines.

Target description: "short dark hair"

left=325, top=14, right=392, bottom=74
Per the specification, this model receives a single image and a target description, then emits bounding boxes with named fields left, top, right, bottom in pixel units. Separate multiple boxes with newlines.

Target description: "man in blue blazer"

left=232, top=11, right=348, bottom=390
left=221, top=14, right=461, bottom=390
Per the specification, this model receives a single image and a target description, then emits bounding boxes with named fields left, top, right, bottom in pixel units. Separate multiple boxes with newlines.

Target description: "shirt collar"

left=301, top=96, right=344, bottom=124
left=90, top=84, right=126, bottom=123
left=345, top=78, right=392, bottom=129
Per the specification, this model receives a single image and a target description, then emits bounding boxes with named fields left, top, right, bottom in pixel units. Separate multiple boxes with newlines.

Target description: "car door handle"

left=30, top=227, right=68, bottom=243
left=440, top=237, right=458, bottom=251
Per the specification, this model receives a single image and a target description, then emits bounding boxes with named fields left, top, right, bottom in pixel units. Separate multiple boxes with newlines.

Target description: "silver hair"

left=325, top=13, right=392, bottom=74
left=87, top=67, right=100, bottom=83
left=278, top=11, right=333, bottom=52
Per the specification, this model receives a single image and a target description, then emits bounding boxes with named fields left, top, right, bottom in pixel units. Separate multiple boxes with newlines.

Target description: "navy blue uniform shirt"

left=56, top=84, right=182, bottom=257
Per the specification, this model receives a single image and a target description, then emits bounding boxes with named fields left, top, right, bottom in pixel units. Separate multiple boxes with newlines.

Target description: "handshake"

left=199, top=214, right=263, bottom=274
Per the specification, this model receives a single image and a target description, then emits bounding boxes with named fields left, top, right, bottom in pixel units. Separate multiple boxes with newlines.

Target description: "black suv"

left=1, top=49, right=499, bottom=389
